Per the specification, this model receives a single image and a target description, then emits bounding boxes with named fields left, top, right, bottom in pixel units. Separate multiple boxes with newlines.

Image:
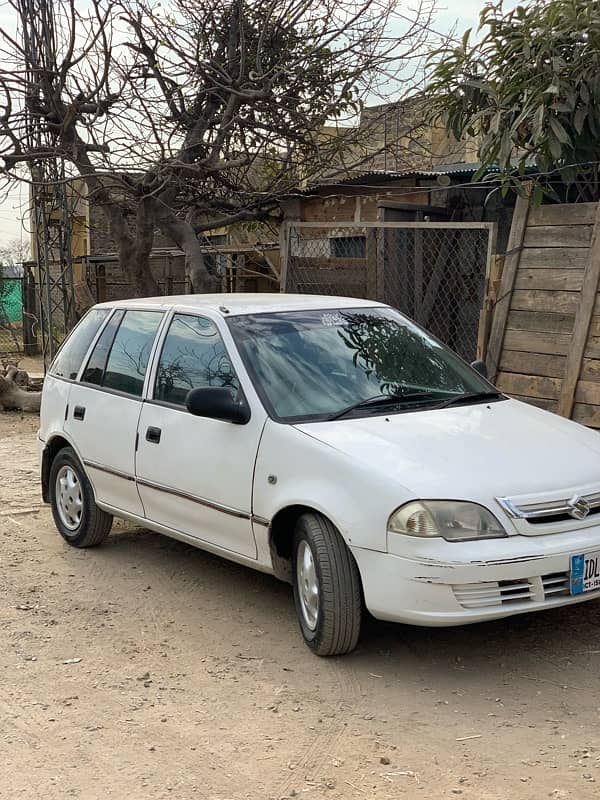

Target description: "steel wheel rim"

left=296, top=540, right=319, bottom=631
left=55, top=465, right=83, bottom=532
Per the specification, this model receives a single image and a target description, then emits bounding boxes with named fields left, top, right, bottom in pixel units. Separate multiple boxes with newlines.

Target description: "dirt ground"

left=1, top=412, right=600, bottom=800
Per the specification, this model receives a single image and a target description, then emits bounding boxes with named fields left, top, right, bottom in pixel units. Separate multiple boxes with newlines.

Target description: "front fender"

left=253, top=420, right=414, bottom=552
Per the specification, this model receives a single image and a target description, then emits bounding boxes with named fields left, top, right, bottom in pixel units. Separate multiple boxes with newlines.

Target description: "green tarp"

left=0, top=278, right=22, bottom=322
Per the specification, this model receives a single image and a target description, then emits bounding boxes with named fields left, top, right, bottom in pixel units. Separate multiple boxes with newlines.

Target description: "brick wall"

left=88, top=203, right=177, bottom=256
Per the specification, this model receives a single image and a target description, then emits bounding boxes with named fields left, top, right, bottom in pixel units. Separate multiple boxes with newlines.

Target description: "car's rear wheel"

left=49, top=447, right=113, bottom=547
left=292, top=512, right=362, bottom=656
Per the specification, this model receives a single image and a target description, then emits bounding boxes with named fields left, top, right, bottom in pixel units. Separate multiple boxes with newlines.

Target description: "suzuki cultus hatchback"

left=39, top=294, right=600, bottom=655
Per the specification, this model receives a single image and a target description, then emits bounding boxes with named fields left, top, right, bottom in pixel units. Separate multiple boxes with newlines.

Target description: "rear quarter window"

left=81, top=310, right=125, bottom=385
left=102, top=310, right=164, bottom=396
left=49, top=309, right=110, bottom=380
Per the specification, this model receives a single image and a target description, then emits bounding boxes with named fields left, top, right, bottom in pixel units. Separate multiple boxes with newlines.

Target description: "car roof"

left=94, top=293, right=386, bottom=317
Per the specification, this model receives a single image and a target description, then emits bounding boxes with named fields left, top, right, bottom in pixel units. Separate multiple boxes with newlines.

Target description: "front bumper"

left=351, top=526, right=600, bottom=626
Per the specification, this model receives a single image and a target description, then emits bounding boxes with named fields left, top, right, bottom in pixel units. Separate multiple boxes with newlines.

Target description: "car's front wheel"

left=292, top=512, right=362, bottom=656
left=49, top=447, right=113, bottom=547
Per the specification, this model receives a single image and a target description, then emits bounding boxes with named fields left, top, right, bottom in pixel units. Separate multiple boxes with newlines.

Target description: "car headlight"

left=388, top=500, right=507, bottom=542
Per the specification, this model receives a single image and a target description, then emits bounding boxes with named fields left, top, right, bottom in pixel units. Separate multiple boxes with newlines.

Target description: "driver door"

left=135, top=312, right=266, bottom=559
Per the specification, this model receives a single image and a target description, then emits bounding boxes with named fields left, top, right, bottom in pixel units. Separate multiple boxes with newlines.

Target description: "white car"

left=39, top=294, right=600, bottom=656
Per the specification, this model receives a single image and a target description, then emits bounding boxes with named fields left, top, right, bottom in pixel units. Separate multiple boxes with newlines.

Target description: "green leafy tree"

left=427, top=0, right=600, bottom=201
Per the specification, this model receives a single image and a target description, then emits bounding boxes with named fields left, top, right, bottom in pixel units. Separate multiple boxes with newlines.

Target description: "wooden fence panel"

left=523, top=225, right=593, bottom=249
left=502, top=329, right=572, bottom=355
left=486, top=199, right=600, bottom=428
left=506, top=310, right=575, bottom=334
left=495, top=372, right=562, bottom=400
left=486, top=192, right=531, bottom=378
left=520, top=247, right=589, bottom=269
left=499, top=350, right=567, bottom=379
left=515, top=269, right=584, bottom=292
left=557, top=204, right=600, bottom=416
left=527, top=202, right=598, bottom=226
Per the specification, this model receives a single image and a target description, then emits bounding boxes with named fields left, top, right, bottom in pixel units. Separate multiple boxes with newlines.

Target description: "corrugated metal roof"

left=296, top=162, right=503, bottom=194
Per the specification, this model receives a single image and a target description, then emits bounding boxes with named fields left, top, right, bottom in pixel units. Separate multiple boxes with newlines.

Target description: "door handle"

left=73, top=406, right=86, bottom=421
left=146, top=426, right=162, bottom=444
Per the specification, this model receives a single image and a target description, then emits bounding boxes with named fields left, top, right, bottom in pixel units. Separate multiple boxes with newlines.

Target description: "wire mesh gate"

left=281, top=221, right=496, bottom=363
left=0, top=267, right=37, bottom=357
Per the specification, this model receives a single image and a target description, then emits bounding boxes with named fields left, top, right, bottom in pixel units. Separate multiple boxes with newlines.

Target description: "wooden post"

left=414, top=225, right=424, bottom=321
left=376, top=227, right=385, bottom=301
left=477, top=253, right=504, bottom=361
left=557, top=202, right=600, bottom=418
left=96, top=263, right=106, bottom=303
left=476, top=222, right=499, bottom=361
left=365, top=229, right=377, bottom=300
left=279, top=222, right=290, bottom=293
left=223, top=255, right=232, bottom=292
left=22, top=263, right=38, bottom=355
left=234, top=255, right=246, bottom=292
left=165, top=255, right=173, bottom=296
left=485, top=191, right=532, bottom=380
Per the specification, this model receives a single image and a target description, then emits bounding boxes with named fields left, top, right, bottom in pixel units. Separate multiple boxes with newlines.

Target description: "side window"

left=102, top=310, right=164, bottom=396
left=154, top=314, right=239, bottom=406
left=50, top=309, right=110, bottom=380
left=81, top=310, right=125, bottom=385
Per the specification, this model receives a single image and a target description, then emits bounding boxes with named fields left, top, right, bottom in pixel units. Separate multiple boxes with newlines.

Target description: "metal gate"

left=281, top=221, right=496, bottom=362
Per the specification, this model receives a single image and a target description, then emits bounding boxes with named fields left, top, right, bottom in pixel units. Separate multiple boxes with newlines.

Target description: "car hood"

left=295, top=399, right=600, bottom=502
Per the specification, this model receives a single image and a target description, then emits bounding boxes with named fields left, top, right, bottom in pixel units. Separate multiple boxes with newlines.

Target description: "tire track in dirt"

left=274, top=658, right=366, bottom=797
left=75, top=528, right=372, bottom=797
left=0, top=683, right=126, bottom=784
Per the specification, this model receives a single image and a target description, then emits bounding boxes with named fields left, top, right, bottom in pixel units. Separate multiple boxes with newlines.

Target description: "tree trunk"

left=157, top=209, right=216, bottom=293
left=69, top=140, right=161, bottom=298
left=122, top=198, right=161, bottom=297
left=118, top=242, right=161, bottom=297
left=107, top=197, right=160, bottom=298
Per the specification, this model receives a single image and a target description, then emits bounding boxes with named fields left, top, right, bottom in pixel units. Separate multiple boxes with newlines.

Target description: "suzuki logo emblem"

left=568, top=495, right=591, bottom=520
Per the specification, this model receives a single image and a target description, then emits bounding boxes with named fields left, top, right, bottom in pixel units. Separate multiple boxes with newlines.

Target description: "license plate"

left=570, top=551, right=600, bottom=594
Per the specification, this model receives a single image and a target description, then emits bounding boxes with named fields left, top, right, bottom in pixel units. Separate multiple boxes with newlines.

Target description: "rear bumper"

left=351, top=528, right=600, bottom=626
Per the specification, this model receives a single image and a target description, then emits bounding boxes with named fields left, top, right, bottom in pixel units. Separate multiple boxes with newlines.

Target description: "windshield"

left=227, top=306, right=498, bottom=423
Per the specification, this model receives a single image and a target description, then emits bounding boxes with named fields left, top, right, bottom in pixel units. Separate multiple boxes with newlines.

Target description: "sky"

left=0, top=0, right=523, bottom=250
left=437, top=0, right=517, bottom=35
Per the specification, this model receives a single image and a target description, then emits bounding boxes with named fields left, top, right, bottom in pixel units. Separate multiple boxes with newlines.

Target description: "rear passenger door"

left=64, top=308, right=165, bottom=516
left=43, top=308, right=112, bottom=443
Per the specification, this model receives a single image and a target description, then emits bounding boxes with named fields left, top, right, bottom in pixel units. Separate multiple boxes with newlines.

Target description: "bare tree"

left=0, top=237, right=30, bottom=274
left=0, top=0, right=437, bottom=294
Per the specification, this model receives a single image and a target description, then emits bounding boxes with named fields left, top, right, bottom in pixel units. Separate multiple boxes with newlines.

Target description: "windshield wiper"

left=327, top=391, right=439, bottom=421
left=432, top=390, right=503, bottom=410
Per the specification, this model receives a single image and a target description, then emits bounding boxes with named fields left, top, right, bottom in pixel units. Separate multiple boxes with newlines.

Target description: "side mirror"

left=185, top=387, right=250, bottom=425
left=470, top=359, right=488, bottom=379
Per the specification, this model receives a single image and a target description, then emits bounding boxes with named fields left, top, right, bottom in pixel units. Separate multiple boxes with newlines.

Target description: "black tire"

left=49, top=446, right=113, bottom=548
left=292, top=512, right=362, bottom=656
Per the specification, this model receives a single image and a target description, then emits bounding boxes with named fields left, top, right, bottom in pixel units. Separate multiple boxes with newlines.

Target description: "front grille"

left=498, top=490, right=600, bottom=526
left=453, top=572, right=571, bottom=609
left=542, top=571, right=570, bottom=598
left=498, top=579, right=535, bottom=603
left=527, top=506, right=600, bottom=526
left=453, top=579, right=533, bottom=609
